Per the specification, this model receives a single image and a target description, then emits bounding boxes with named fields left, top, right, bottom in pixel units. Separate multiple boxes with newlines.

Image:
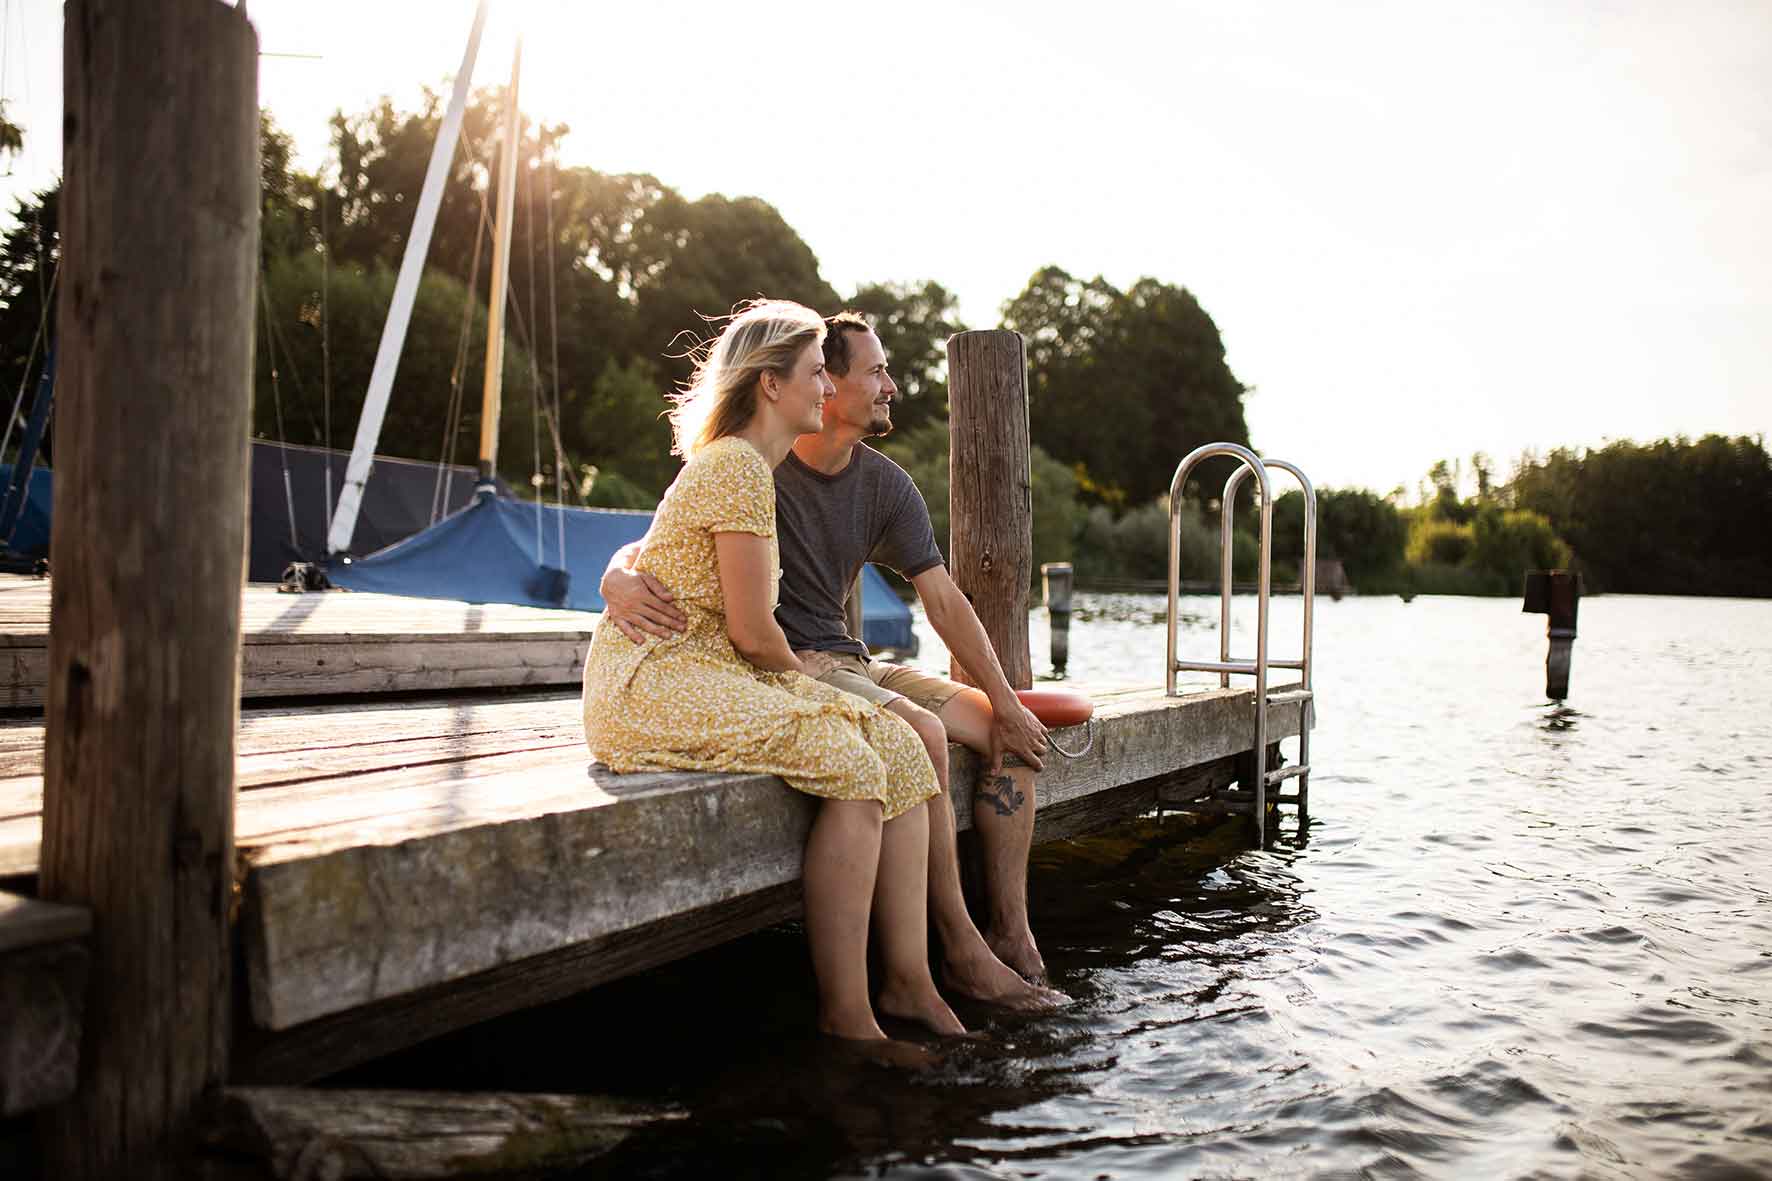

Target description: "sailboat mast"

left=327, top=0, right=488, bottom=556
left=477, top=39, right=523, bottom=487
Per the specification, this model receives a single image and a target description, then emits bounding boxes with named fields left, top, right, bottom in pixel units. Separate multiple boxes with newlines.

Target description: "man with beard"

left=600, top=311, right=1061, bottom=1009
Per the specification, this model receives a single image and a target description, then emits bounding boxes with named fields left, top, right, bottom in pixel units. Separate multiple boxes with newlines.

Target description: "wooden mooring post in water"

left=946, top=330, right=1033, bottom=689
left=1522, top=570, right=1580, bottom=700
left=1042, top=562, right=1073, bottom=677
left=38, top=3, right=259, bottom=1176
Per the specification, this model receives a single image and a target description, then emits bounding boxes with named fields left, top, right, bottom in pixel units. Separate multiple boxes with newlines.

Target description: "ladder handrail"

left=1167, top=443, right=1272, bottom=702
left=1221, top=458, right=1316, bottom=695
left=1166, top=443, right=1318, bottom=843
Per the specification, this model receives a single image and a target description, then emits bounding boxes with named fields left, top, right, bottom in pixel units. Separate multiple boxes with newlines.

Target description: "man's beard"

left=867, top=410, right=894, bottom=437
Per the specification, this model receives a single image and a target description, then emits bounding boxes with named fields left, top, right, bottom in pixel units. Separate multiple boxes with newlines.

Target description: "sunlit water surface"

left=354, top=593, right=1772, bottom=1179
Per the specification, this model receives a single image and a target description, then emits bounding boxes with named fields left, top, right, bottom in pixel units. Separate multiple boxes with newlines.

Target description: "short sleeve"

left=684, top=438, right=775, bottom=537
left=869, top=474, right=943, bottom=579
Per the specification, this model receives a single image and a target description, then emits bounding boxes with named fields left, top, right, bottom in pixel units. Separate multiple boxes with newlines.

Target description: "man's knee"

left=886, top=698, right=948, bottom=765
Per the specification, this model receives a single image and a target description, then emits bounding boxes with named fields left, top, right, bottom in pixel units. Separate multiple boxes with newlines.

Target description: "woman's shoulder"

left=689, top=435, right=772, bottom=485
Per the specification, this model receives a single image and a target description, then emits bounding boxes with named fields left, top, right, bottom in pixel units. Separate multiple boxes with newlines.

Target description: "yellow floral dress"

left=583, top=435, right=939, bottom=819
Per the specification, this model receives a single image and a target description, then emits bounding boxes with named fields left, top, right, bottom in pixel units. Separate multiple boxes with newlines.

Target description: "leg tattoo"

left=979, top=774, right=1025, bottom=816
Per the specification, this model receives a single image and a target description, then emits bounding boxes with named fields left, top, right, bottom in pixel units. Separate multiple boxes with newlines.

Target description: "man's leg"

left=934, top=688, right=1045, bottom=984
left=881, top=697, right=1053, bottom=1007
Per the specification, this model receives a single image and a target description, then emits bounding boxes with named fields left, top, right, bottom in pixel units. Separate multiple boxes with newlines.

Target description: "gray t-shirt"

left=774, top=444, right=943, bottom=656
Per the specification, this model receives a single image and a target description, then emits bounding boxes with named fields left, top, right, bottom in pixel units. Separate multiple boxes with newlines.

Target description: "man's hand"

left=987, top=698, right=1048, bottom=775
left=600, top=563, right=687, bottom=645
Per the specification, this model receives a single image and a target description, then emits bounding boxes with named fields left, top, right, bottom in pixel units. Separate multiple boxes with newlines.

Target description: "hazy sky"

left=3, top=1, right=1767, bottom=496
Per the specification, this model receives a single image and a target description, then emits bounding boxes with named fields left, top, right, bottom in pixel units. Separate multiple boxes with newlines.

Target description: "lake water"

left=356, top=592, right=1772, bottom=1179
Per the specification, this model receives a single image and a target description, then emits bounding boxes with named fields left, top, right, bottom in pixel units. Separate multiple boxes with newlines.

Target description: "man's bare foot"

left=876, top=979, right=970, bottom=1038
left=986, top=931, right=1049, bottom=987
left=943, top=948, right=1068, bottom=1011
left=820, top=1032, right=943, bottom=1070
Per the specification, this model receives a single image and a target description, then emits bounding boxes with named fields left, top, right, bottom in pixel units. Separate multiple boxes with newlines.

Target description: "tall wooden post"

left=946, top=330, right=1033, bottom=690
left=40, top=2, right=258, bottom=1176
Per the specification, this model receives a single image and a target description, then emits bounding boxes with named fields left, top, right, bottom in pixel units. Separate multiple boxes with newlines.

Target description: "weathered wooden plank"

left=0, top=577, right=600, bottom=708
left=950, top=684, right=1305, bottom=824
left=0, top=890, right=92, bottom=952
left=240, top=639, right=588, bottom=698
left=232, top=882, right=805, bottom=1085
left=198, top=1087, right=678, bottom=1178
left=0, top=941, right=89, bottom=1116
left=0, top=693, right=585, bottom=800
left=1032, top=758, right=1239, bottom=844
left=241, top=686, right=1300, bottom=1034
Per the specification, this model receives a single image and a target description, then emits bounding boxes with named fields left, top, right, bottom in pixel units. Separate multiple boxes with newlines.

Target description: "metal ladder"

left=1165, top=443, right=1316, bottom=845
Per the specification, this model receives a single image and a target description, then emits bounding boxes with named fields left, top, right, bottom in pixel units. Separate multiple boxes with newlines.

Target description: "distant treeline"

left=0, top=90, right=1763, bottom=597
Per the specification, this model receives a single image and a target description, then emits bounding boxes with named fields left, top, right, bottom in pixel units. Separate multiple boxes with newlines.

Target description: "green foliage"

left=1508, top=435, right=1772, bottom=595
left=576, top=359, right=676, bottom=499
left=1001, top=266, right=1251, bottom=506
left=255, top=250, right=539, bottom=485
left=1468, top=507, right=1569, bottom=591
left=1273, top=487, right=1407, bottom=583
left=0, top=103, right=21, bottom=157
left=581, top=468, right=658, bottom=509
left=1407, top=518, right=1476, bottom=567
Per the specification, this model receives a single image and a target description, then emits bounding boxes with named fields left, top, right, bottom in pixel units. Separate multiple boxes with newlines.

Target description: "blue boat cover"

left=7, top=453, right=918, bottom=653
left=328, top=491, right=917, bottom=653
left=0, top=464, right=53, bottom=557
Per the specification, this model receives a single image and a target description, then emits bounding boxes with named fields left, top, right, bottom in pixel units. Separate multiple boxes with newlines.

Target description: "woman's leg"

left=872, top=802, right=968, bottom=1036
left=803, top=797, right=886, bottom=1040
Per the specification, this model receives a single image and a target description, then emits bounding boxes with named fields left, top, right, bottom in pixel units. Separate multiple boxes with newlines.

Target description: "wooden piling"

left=946, top=330, right=1033, bottom=690
left=1041, top=561, right=1073, bottom=677
left=39, top=2, right=259, bottom=1175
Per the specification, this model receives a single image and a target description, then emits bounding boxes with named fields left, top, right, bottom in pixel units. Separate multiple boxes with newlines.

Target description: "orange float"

left=1015, top=687, right=1094, bottom=728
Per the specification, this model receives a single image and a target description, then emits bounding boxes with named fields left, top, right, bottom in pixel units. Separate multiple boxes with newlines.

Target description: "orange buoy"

left=1015, top=687, right=1094, bottom=728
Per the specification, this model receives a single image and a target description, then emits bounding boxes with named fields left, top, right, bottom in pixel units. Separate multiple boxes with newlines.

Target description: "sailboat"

left=315, top=5, right=915, bottom=650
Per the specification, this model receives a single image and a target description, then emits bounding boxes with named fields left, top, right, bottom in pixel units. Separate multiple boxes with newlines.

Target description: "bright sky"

left=3, top=1, right=1768, bottom=496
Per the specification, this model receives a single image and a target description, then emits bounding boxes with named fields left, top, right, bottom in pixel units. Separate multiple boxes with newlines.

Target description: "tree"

left=1274, top=487, right=1407, bottom=583
left=1509, top=435, right=1772, bottom=595
left=1001, top=266, right=1250, bottom=506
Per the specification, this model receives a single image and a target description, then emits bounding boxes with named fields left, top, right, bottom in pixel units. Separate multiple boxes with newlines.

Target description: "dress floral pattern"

left=583, top=435, right=939, bottom=819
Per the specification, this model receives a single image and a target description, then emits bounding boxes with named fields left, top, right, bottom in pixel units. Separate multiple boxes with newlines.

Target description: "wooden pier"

left=1, top=678, right=1304, bottom=1091
left=0, top=576, right=595, bottom=710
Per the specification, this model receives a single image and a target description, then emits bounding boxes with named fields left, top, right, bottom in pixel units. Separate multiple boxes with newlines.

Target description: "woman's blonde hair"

left=667, top=299, right=825, bottom=457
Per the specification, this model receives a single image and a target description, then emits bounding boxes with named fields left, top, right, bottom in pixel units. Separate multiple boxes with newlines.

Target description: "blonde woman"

left=583, top=300, right=965, bottom=1051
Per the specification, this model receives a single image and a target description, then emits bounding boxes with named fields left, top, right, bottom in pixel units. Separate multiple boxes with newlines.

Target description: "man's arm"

left=599, top=540, right=687, bottom=644
left=911, top=565, right=1047, bottom=774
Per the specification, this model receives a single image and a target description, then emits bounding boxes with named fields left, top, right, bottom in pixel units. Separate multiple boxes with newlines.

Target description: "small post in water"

left=1042, top=561, right=1073, bottom=677
left=1521, top=570, right=1580, bottom=700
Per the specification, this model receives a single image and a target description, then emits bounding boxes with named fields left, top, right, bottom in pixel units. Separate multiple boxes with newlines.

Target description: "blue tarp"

left=7, top=455, right=918, bottom=653
left=0, top=464, right=53, bottom=557
left=328, top=492, right=918, bottom=653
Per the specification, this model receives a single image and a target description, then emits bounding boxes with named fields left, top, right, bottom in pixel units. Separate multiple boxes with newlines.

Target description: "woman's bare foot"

left=987, top=930, right=1049, bottom=987
left=943, top=947, right=1069, bottom=1011
left=820, top=1032, right=943, bottom=1070
left=877, top=978, right=970, bottom=1038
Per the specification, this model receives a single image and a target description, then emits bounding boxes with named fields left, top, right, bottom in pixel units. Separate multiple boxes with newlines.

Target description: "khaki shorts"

left=796, top=650, right=969, bottom=715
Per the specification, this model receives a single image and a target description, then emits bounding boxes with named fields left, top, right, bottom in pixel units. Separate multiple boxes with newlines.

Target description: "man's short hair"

left=822, top=311, right=872, bottom=377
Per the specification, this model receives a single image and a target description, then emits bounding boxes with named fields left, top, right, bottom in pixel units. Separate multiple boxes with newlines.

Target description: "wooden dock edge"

left=0, top=892, right=93, bottom=1116
left=236, top=687, right=1302, bottom=1083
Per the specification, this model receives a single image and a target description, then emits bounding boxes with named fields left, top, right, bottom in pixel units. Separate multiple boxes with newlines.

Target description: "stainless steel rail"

left=1165, top=443, right=1318, bottom=843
